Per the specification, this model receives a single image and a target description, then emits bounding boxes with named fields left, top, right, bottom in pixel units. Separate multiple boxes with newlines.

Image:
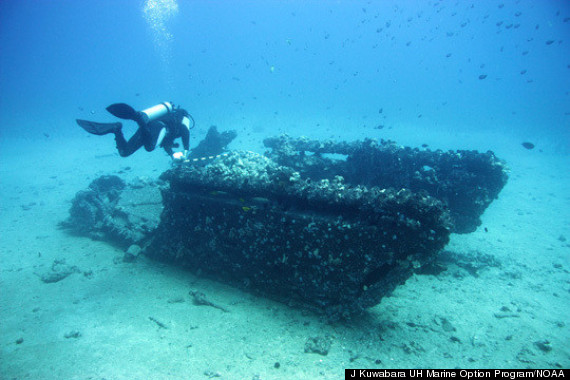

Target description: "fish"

left=521, top=142, right=535, bottom=150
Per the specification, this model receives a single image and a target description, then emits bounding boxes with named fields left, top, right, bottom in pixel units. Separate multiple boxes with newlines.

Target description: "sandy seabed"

left=1, top=127, right=568, bottom=379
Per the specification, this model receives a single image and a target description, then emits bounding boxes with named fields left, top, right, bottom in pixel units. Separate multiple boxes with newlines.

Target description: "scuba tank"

left=139, top=102, right=173, bottom=124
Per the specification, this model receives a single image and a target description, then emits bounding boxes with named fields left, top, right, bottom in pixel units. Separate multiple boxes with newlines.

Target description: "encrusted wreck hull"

left=147, top=151, right=452, bottom=318
left=65, top=134, right=508, bottom=318
left=264, top=136, right=509, bottom=233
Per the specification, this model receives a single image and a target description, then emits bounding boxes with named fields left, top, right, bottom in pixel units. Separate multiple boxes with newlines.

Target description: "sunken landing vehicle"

left=65, top=134, right=508, bottom=319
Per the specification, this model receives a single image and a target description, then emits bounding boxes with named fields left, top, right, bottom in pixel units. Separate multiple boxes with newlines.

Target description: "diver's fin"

left=76, top=119, right=122, bottom=135
left=106, top=103, right=137, bottom=120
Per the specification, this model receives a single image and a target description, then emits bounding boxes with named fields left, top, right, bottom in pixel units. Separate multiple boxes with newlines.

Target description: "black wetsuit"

left=115, top=108, right=190, bottom=157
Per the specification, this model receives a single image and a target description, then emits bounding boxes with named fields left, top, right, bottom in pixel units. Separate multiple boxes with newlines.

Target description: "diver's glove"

left=172, top=150, right=189, bottom=162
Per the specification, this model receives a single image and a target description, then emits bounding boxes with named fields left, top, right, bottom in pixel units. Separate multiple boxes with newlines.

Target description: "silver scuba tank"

left=140, top=102, right=173, bottom=123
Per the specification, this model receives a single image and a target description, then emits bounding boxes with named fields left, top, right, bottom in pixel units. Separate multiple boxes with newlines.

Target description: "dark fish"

left=546, top=40, right=555, bottom=45
left=522, top=142, right=535, bottom=150
left=479, top=74, right=488, bottom=80
left=520, top=69, right=527, bottom=75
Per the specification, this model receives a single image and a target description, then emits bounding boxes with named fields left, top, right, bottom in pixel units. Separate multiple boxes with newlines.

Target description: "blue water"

left=1, top=0, right=568, bottom=145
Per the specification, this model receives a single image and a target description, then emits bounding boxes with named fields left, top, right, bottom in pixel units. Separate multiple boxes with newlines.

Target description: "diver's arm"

left=169, top=127, right=188, bottom=161
left=170, top=107, right=192, bottom=161
left=162, top=137, right=175, bottom=156
left=181, top=125, right=190, bottom=152
left=165, top=146, right=175, bottom=157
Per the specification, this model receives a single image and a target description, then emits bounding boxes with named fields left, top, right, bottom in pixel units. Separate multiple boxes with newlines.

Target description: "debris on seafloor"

left=304, top=336, right=333, bottom=356
left=36, top=259, right=81, bottom=284
left=64, top=331, right=82, bottom=339
left=60, top=174, right=163, bottom=248
left=189, top=290, right=230, bottom=313
left=149, top=316, right=168, bottom=329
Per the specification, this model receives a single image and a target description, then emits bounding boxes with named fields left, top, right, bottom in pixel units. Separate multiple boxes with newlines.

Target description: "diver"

left=76, top=102, right=195, bottom=160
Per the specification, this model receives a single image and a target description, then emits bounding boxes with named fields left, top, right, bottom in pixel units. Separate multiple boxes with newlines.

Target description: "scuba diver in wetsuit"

left=76, top=102, right=194, bottom=160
